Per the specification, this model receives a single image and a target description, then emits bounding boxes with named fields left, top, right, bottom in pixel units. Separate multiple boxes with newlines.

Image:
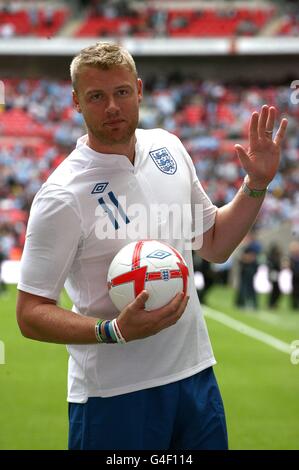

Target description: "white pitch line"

left=203, top=306, right=292, bottom=355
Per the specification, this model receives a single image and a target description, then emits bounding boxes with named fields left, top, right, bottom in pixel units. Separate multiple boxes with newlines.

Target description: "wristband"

left=108, top=320, right=118, bottom=343
left=104, top=320, right=114, bottom=343
left=112, top=319, right=126, bottom=344
left=95, top=319, right=105, bottom=343
left=95, top=319, right=125, bottom=344
left=241, top=179, right=268, bottom=198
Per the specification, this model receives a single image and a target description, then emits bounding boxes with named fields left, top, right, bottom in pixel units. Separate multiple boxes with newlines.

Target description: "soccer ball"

left=107, top=240, right=189, bottom=311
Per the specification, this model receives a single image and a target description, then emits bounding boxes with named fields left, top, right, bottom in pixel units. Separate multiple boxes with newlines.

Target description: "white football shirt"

left=18, top=128, right=218, bottom=401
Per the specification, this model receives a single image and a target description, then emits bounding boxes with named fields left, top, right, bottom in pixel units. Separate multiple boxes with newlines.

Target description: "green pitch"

left=0, top=284, right=298, bottom=449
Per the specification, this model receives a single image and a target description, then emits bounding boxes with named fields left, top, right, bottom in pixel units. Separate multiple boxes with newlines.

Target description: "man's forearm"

left=207, top=185, right=265, bottom=262
left=17, top=291, right=98, bottom=344
left=17, top=289, right=189, bottom=345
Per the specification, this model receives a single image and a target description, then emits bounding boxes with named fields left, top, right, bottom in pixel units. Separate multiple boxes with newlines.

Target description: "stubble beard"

left=88, top=114, right=139, bottom=147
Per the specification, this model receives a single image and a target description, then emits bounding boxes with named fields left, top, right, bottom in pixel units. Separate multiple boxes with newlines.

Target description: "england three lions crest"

left=149, top=147, right=177, bottom=175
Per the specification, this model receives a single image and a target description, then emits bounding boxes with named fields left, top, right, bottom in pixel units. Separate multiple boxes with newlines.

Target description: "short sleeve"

left=173, top=135, right=217, bottom=238
left=18, top=187, right=82, bottom=301
left=191, top=178, right=217, bottom=236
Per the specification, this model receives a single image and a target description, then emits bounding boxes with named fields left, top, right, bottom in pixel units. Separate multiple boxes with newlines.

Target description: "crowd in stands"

left=0, top=75, right=298, bottom=261
left=279, top=10, right=299, bottom=35
left=0, top=1, right=69, bottom=37
left=1, top=0, right=299, bottom=39
left=75, top=0, right=275, bottom=38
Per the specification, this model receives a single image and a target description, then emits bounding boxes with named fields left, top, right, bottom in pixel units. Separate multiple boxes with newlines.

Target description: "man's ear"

left=72, top=90, right=82, bottom=113
left=137, top=78, right=143, bottom=104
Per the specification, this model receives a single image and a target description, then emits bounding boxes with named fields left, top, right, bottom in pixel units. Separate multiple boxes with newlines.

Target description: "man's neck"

left=86, top=134, right=136, bottom=164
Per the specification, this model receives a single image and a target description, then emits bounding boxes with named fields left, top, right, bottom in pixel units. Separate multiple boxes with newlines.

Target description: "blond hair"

left=70, top=42, right=138, bottom=90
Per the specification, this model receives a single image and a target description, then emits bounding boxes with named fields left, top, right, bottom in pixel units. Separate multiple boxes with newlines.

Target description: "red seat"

left=0, top=8, right=68, bottom=37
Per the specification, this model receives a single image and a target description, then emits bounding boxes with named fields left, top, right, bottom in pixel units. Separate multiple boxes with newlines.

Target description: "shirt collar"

left=76, top=134, right=137, bottom=170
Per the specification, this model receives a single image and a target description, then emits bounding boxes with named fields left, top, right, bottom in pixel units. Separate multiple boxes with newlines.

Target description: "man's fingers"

left=175, top=294, right=189, bottom=317
left=250, top=106, right=286, bottom=144
left=162, top=292, right=183, bottom=311
left=257, top=105, right=269, bottom=138
left=132, top=290, right=186, bottom=314
left=265, top=106, right=276, bottom=135
left=150, top=292, right=184, bottom=316
left=274, top=118, right=288, bottom=146
left=158, top=294, right=190, bottom=330
left=249, top=111, right=259, bottom=143
left=159, top=292, right=189, bottom=318
left=132, top=290, right=149, bottom=309
left=123, top=291, right=189, bottom=340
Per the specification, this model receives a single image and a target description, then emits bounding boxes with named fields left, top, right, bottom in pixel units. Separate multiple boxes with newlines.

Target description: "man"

left=0, top=247, right=6, bottom=294
left=16, top=42, right=287, bottom=450
left=289, top=241, right=299, bottom=309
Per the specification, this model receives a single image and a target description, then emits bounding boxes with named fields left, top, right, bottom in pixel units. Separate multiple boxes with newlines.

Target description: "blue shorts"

left=68, top=366, right=228, bottom=450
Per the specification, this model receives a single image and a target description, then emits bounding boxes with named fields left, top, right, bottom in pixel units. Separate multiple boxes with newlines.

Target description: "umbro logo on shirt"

left=91, top=182, right=109, bottom=194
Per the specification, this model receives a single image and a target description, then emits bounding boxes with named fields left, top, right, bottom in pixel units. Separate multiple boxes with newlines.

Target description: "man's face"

left=73, top=66, right=142, bottom=148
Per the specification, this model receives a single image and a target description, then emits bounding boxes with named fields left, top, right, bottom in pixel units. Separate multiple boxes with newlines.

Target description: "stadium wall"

left=0, top=54, right=297, bottom=83
left=0, top=36, right=298, bottom=82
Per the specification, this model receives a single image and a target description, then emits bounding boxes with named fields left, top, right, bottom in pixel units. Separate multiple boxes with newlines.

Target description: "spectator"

left=193, top=252, right=215, bottom=304
left=267, top=243, right=282, bottom=309
left=0, top=247, right=6, bottom=294
left=235, top=244, right=260, bottom=310
left=43, top=6, right=54, bottom=27
left=289, top=241, right=299, bottom=310
left=213, top=256, right=233, bottom=285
